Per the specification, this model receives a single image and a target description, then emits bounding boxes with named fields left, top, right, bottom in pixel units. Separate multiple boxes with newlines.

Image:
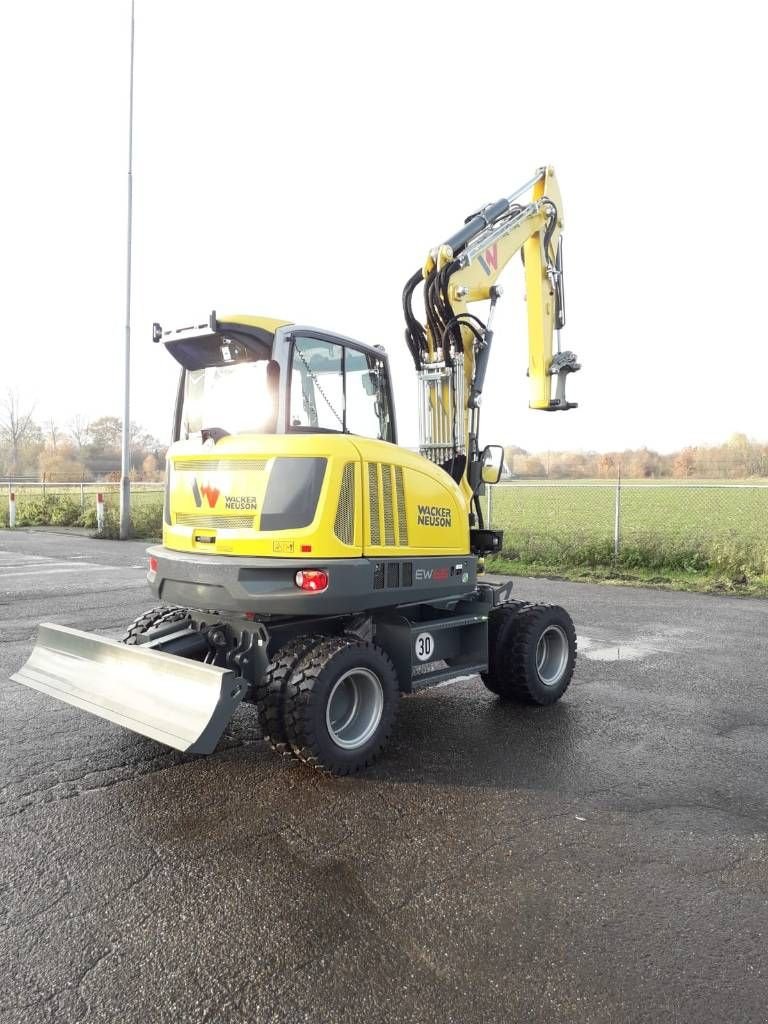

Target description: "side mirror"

left=481, top=444, right=504, bottom=484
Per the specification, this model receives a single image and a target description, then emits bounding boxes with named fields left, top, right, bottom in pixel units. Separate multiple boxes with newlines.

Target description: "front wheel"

left=282, top=637, right=399, bottom=775
left=482, top=603, right=577, bottom=705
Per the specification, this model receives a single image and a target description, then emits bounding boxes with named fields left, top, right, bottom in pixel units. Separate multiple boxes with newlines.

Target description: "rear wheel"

left=254, top=635, right=324, bottom=757
left=482, top=602, right=577, bottom=705
left=121, top=605, right=190, bottom=645
left=283, top=637, right=399, bottom=775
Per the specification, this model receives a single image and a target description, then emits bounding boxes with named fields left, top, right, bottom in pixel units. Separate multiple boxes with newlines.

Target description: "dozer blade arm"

left=11, top=624, right=246, bottom=754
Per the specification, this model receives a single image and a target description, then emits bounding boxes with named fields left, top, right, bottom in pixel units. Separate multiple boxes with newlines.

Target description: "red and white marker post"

left=96, top=492, right=105, bottom=533
left=8, top=491, right=16, bottom=529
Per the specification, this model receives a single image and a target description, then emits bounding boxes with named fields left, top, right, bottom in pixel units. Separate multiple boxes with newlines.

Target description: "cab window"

left=289, top=336, right=394, bottom=442
left=290, top=338, right=344, bottom=431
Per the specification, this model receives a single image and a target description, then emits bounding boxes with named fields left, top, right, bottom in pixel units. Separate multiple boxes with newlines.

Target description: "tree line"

left=0, top=392, right=166, bottom=481
left=506, top=434, right=768, bottom=480
left=3, top=389, right=765, bottom=482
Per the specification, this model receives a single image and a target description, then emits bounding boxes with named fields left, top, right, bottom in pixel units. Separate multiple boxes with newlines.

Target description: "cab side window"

left=344, top=348, right=393, bottom=442
left=289, top=335, right=394, bottom=442
left=290, top=338, right=344, bottom=430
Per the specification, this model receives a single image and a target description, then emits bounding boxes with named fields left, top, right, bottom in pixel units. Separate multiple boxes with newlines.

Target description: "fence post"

left=96, top=492, right=105, bottom=534
left=42, top=472, right=46, bottom=498
left=80, top=478, right=85, bottom=507
left=9, top=491, right=16, bottom=529
left=613, top=468, right=622, bottom=562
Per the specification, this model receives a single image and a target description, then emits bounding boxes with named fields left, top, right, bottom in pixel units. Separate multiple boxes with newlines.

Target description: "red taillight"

left=294, top=569, right=328, bottom=593
left=148, top=556, right=158, bottom=574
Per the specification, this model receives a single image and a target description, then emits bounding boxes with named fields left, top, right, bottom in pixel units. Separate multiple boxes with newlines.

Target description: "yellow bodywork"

left=218, top=314, right=292, bottom=333
left=418, top=166, right=566, bottom=505
left=165, top=433, right=469, bottom=559
left=447, top=166, right=563, bottom=413
left=164, top=168, right=572, bottom=560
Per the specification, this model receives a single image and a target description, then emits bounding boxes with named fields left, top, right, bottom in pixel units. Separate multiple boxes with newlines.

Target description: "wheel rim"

left=326, top=668, right=384, bottom=750
left=535, top=625, right=570, bottom=686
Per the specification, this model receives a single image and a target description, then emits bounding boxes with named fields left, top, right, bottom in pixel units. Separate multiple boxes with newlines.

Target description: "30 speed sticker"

left=414, top=632, right=435, bottom=662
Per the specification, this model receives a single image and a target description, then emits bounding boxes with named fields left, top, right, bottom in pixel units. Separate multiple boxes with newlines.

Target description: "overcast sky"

left=1, top=0, right=764, bottom=455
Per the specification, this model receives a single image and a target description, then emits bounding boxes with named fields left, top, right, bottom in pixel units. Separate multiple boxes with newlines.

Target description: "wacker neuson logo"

left=192, top=479, right=220, bottom=509
left=417, top=504, right=452, bottom=528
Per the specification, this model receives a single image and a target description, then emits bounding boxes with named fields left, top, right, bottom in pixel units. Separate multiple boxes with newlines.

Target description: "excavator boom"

left=402, top=165, right=580, bottom=502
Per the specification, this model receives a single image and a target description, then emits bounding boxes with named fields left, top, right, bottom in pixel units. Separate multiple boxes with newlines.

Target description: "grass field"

left=488, top=481, right=768, bottom=588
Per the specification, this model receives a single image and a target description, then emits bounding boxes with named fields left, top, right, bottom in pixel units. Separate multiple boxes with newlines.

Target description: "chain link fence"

left=1, top=480, right=164, bottom=531
left=4, top=474, right=768, bottom=577
left=487, top=480, right=768, bottom=576
left=1, top=479, right=163, bottom=503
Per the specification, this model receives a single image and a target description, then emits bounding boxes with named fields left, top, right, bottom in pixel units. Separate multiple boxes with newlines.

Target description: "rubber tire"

left=120, top=605, right=190, bottom=645
left=254, top=634, right=325, bottom=757
left=283, top=636, right=399, bottom=776
left=482, top=602, right=577, bottom=705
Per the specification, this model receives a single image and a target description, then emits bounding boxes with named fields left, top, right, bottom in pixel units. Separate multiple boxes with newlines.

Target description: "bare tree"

left=45, top=417, right=61, bottom=452
left=1, top=391, right=37, bottom=477
left=68, top=414, right=91, bottom=453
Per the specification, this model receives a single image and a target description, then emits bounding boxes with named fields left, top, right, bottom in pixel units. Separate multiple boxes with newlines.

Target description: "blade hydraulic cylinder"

left=11, top=623, right=246, bottom=754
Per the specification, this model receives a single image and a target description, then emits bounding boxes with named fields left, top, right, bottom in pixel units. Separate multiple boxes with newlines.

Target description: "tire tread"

left=283, top=637, right=398, bottom=776
left=254, top=634, right=324, bottom=756
left=483, top=602, right=577, bottom=704
left=120, top=605, right=189, bottom=645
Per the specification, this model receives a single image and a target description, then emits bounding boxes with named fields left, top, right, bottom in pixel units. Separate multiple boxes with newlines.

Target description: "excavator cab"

left=161, top=315, right=397, bottom=447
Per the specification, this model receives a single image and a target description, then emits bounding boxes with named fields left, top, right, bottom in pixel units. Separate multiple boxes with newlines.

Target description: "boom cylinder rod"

left=441, top=169, right=546, bottom=256
left=505, top=168, right=546, bottom=206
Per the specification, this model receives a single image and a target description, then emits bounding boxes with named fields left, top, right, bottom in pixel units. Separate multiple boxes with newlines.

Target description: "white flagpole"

left=119, top=0, right=135, bottom=539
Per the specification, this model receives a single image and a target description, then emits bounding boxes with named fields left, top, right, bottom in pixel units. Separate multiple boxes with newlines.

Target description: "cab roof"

left=158, top=313, right=292, bottom=370
left=156, top=311, right=389, bottom=370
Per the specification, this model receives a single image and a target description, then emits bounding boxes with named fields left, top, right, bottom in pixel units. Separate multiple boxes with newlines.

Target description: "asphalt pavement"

left=1, top=529, right=767, bottom=1023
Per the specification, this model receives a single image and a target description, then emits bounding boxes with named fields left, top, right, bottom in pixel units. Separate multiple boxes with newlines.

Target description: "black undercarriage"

left=132, top=577, right=516, bottom=697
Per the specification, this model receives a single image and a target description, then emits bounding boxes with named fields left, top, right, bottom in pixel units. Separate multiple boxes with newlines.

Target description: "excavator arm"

left=402, top=165, right=580, bottom=505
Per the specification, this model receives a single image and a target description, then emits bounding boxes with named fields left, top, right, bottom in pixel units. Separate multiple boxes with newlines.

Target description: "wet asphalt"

left=1, top=529, right=767, bottom=1023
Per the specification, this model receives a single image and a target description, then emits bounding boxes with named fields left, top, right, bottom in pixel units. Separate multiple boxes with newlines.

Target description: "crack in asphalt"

left=0, top=732, right=270, bottom=821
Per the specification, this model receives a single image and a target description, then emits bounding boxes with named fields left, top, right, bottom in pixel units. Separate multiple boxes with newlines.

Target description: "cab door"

left=274, top=327, right=397, bottom=443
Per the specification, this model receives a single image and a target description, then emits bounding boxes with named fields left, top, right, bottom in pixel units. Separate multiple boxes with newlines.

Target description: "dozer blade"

left=11, top=623, right=245, bottom=754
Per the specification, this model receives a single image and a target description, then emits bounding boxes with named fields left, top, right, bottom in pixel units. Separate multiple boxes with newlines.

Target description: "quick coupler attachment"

left=548, top=350, right=580, bottom=410
left=11, top=623, right=246, bottom=754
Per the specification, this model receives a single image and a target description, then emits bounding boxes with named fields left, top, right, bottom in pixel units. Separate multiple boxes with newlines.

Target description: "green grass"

left=489, top=482, right=768, bottom=586
left=0, top=487, right=163, bottom=538
left=487, top=555, right=768, bottom=597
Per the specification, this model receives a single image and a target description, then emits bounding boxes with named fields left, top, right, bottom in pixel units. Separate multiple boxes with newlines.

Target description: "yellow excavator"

left=13, top=166, right=580, bottom=775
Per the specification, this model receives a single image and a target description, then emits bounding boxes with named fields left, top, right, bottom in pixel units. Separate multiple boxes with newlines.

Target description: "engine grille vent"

left=372, top=561, right=412, bottom=589
left=334, top=463, right=355, bottom=545
left=368, top=462, right=408, bottom=547
left=368, top=463, right=381, bottom=545
left=382, top=465, right=396, bottom=546
left=395, top=465, right=408, bottom=546
left=172, top=459, right=267, bottom=472
left=175, top=514, right=255, bottom=529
